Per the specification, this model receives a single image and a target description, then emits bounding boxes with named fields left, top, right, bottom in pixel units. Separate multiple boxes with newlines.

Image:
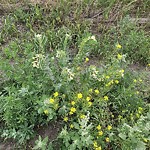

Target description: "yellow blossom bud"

left=71, top=101, right=75, bottom=105
left=53, top=92, right=59, bottom=97
left=117, top=54, right=123, bottom=60
left=70, top=124, right=74, bottom=129
left=85, top=57, right=89, bottom=62
left=105, top=137, right=110, bottom=142
left=95, top=89, right=100, bottom=94
left=86, top=96, right=91, bottom=101
left=104, top=96, right=109, bottom=101
left=49, top=98, right=54, bottom=104
left=63, top=117, right=68, bottom=122
left=98, top=131, right=103, bottom=136
left=44, top=110, right=48, bottom=115
left=115, top=80, right=119, bottom=84
left=116, top=44, right=122, bottom=49
left=96, top=125, right=101, bottom=130
left=107, top=125, right=112, bottom=130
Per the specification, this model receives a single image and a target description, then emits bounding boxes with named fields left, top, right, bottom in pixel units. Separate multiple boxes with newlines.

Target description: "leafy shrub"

left=0, top=28, right=149, bottom=149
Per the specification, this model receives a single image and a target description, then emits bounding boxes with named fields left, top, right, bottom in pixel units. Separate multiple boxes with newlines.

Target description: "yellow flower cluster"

left=69, top=107, right=76, bottom=115
left=53, top=92, right=59, bottom=97
left=93, top=141, right=102, bottom=150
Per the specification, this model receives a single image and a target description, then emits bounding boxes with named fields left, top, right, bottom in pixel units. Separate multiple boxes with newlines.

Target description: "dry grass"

left=0, top=0, right=58, bottom=13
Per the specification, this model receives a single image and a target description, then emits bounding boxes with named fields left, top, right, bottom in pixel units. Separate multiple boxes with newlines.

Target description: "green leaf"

left=136, top=141, right=146, bottom=150
left=118, top=133, right=126, bottom=140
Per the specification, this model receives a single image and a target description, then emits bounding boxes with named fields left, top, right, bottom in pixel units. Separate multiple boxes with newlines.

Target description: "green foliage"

left=0, top=1, right=149, bottom=149
left=117, top=108, right=150, bottom=150
left=33, top=136, right=53, bottom=150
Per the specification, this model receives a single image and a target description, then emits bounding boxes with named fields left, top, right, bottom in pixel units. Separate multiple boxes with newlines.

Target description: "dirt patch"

left=0, top=138, right=16, bottom=150
left=0, top=120, right=62, bottom=150
left=27, top=120, right=62, bottom=149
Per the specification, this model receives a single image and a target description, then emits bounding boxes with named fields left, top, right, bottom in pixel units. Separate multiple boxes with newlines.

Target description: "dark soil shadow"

left=27, top=120, right=62, bottom=150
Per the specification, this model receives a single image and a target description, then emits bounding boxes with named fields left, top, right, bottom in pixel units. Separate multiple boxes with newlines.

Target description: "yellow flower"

left=53, top=92, right=59, bottom=97
left=138, top=107, right=143, bottom=111
left=120, top=69, right=124, bottom=73
left=49, top=98, right=54, bottom=104
left=88, top=101, right=92, bottom=107
left=104, top=96, right=108, bottom=101
left=98, top=131, right=103, bottom=136
left=70, top=124, right=74, bottom=129
left=139, top=79, right=143, bottom=82
left=44, top=110, right=48, bottom=115
left=95, top=89, right=100, bottom=94
left=85, top=57, right=89, bottom=62
left=107, top=125, right=112, bottom=130
left=86, top=96, right=91, bottom=101
left=143, top=138, right=148, bottom=143
left=80, top=114, right=86, bottom=119
left=133, top=79, right=137, bottom=83
left=116, top=44, right=122, bottom=49
left=69, top=111, right=73, bottom=115
left=63, top=117, right=68, bottom=122
left=115, top=80, right=119, bottom=84
left=105, top=137, right=110, bottom=142
left=106, top=82, right=112, bottom=87
left=93, top=141, right=98, bottom=148
left=138, top=110, right=142, bottom=114
left=105, top=76, right=110, bottom=79
left=70, top=107, right=76, bottom=113
left=77, top=93, right=83, bottom=99
left=89, top=88, right=93, bottom=92
left=70, top=107, right=76, bottom=115
left=96, top=125, right=101, bottom=130
left=136, top=91, right=139, bottom=95
left=95, top=147, right=102, bottom=150
left=71, top=101, right=75, bottom=105
left=117, top=54, right=123, bottom=60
